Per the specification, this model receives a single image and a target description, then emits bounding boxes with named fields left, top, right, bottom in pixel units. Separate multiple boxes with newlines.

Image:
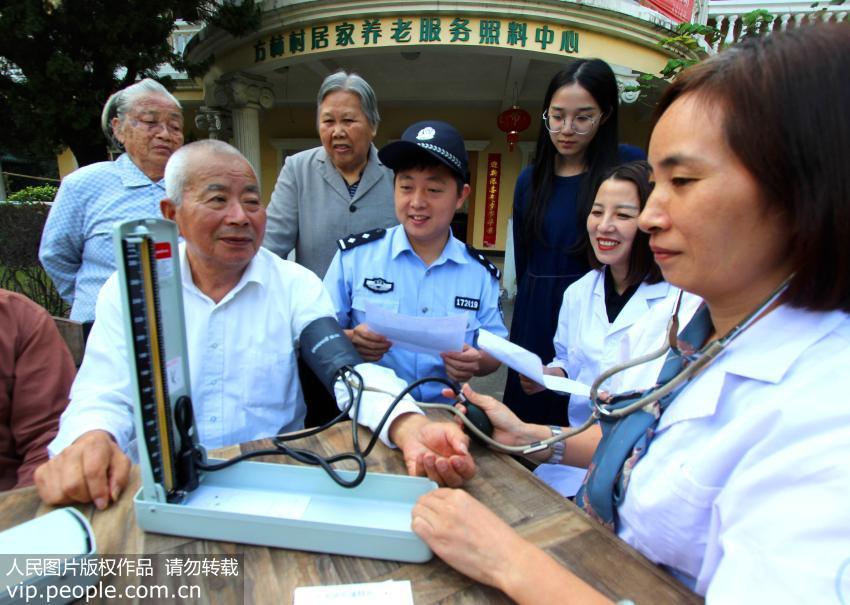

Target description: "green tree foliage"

left=0, top=0, right=259, bottom=167
left=8, top=184, right=58, bottom=202
left=629, top=10, right=779, bottom=99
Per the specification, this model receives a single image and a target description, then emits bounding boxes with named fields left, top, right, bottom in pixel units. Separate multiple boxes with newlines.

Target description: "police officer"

left=323, top=120, right=507, bottom=402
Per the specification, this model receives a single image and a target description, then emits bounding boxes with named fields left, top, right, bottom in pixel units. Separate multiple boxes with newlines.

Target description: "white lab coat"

left=614, top=297, right=850, bottom=602
left=533, top=269, right=677, bottom=496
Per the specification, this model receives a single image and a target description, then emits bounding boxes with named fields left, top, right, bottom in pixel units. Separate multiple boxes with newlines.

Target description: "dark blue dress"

left=505, top=145, right=645, bottom=425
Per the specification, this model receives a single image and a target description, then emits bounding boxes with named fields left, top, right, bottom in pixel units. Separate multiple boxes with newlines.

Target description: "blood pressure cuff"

left=299, top=316, right=364, bottom=393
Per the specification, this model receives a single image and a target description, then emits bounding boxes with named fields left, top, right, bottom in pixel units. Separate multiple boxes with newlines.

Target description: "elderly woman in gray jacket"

left=263, top=71, right=397, bottom=278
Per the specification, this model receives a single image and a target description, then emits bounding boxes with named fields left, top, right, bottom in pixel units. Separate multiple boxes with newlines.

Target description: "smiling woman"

left=522, top=161, right=672, bottom=498
left=263, top=71, right=398, bottom=279
left=39, top=78, right=183, bottom=326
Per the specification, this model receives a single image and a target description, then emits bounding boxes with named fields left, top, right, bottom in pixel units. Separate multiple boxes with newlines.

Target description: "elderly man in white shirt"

left=35, top=139, right=475, bottom=510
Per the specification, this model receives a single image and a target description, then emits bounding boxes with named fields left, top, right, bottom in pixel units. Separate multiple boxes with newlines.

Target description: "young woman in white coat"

left=411, top=24, right=850, bottom=603
left=520, top=161, right=675, bottom=496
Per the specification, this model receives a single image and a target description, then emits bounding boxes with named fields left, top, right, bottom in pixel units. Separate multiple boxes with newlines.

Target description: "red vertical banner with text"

left=483, top=154, right=501, bottom=248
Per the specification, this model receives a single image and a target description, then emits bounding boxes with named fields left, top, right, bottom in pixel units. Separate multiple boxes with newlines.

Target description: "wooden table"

left=0, top=421, right=701, bottom=604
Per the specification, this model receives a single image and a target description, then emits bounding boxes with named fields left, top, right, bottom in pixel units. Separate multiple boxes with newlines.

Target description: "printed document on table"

left=365, top=302, right=466, bottom=355
left=477, top=330, right=591, bottom=397
left=294, top=580, right=415, bottom=605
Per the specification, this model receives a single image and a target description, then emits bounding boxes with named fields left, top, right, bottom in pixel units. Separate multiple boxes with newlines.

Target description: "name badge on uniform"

left=364, top=278, right=394, bottom=293
left=455, top=296, right=480, bottom=310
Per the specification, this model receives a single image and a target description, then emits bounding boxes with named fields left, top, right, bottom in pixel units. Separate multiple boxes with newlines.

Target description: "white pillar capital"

left=214, top=72, right=275, bottom=110
left=212, top=73, right=274, bottom=182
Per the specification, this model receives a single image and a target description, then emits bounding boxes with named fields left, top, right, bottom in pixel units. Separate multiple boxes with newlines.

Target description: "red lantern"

left=497, top=106, right=531, bottom=151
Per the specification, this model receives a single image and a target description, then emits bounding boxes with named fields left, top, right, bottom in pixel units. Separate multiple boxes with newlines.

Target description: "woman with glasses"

left=40, top=79, right=184, bottom=333
left=413, top=24, right=850, bottom=602
left=506, top=60, right=645, bottom=426
left=521, top=160, right=676, bottom=497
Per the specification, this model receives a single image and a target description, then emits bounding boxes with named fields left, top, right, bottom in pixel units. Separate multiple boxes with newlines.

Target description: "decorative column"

left=712, top=16, right=727, bottom=51
left=724, top=14, right=739, bottom=45
left=213, top=73, right=275, bottom=182
left=194, top=107, right=233, bottom=141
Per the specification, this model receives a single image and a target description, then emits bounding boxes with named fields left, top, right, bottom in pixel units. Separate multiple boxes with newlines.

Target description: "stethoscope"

left=415, top=275, right=794, bottom=457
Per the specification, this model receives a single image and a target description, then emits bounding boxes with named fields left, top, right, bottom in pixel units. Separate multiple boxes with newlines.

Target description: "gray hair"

left=164, top=139, right=258, bottom=206
left=316, top=71, right=380, bottom=127
left=101, top=78, right=182, bottom=150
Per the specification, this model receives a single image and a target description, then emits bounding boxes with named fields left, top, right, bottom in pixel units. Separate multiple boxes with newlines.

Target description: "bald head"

left=164, top=140, right=259, bottom=206
left=159, top=140, right=265, bottom=299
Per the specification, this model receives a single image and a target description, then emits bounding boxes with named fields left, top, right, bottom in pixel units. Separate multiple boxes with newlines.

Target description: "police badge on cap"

left=416, top=127, right=436, bottom=141
left=378, top=120, right=470, bottom=184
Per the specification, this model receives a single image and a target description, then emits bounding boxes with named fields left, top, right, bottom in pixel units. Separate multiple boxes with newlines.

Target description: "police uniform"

left=323, top=224, right=507, bottom=402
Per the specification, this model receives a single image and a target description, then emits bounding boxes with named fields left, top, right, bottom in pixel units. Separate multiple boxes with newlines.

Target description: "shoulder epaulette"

left=337, top=228, right=387, bottom=251
left=465, top=244, right=501, bottom=280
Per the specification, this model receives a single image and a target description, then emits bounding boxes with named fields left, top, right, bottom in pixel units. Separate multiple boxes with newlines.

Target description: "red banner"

left=640, top=0, right=695, bottom=23
left=483, top=154, right=501, bottom=248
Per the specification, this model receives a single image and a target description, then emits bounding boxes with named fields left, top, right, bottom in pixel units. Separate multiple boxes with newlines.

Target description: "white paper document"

left=365, top=302, right=466, bottom=354
left=294, top=580, right=414, bottom=605
left=477, top=330, right=591, bottom=397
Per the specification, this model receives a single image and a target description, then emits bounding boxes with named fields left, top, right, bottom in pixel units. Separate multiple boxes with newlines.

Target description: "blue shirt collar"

left=389, top=225, right=468, bottom=268
left=117, top=153, right=166, bottom=188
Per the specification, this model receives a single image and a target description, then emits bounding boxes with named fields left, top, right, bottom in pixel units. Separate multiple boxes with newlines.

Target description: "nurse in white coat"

left=410, top=24, right=850, bottom=603
left=520, top=162, right=675, bottom=496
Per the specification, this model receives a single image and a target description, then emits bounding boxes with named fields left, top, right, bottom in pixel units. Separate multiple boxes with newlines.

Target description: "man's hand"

left=519, top=366, right=565, bottom=395
left=518, top=374, right=545, bottom=395
left=34, top=430, right=130, bottom=510
left=441, top=344, right=483, bottom=382
left=389, top=413, right=475, bottom=487
left=345, top=324, right=391, bottom=362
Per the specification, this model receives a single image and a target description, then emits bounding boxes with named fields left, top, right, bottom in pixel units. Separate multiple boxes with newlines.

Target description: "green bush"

left=0, top=202, right=68, bottom=316
left=7, top=184, right=59, bottom=202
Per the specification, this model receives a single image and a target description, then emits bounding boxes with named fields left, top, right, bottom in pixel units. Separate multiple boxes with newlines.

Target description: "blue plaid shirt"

left=39, top=154, right=166, bottom=322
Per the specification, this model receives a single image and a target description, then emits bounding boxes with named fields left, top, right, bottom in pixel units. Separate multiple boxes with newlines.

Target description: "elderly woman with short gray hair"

left=263, top=70, right=397, bottom=278
left=40, top=78, right=183, bottom=328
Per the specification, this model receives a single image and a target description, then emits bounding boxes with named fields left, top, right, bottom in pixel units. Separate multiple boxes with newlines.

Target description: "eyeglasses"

left=542, top=111, right=598, bottom=135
